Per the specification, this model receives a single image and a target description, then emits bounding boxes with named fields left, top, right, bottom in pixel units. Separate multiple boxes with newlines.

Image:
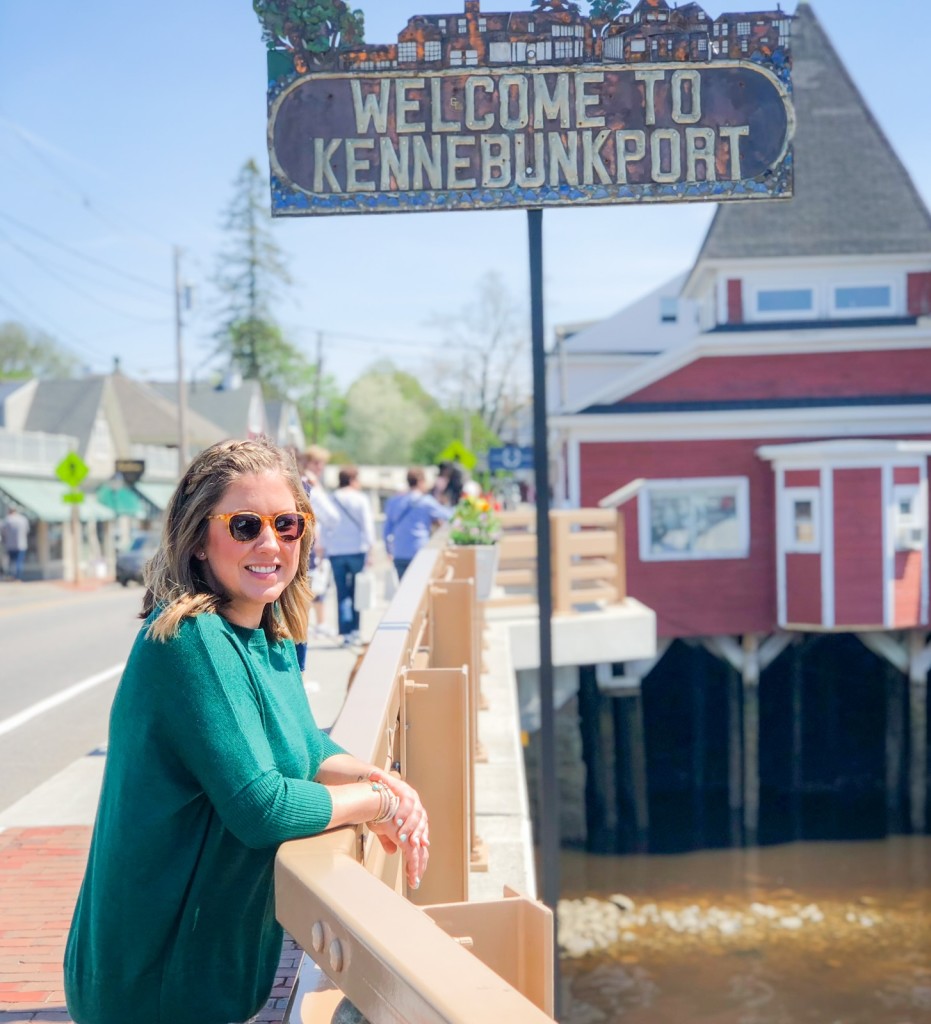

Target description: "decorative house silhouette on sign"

left=256, top=0, right=794, bottom=216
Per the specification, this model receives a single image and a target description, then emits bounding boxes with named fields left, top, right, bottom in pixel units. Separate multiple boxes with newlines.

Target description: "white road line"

left=0, top=664, right=125, bottom=737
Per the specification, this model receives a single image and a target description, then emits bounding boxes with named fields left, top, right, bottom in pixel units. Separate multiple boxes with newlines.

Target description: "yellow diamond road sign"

left=55, top=452, right=89, bottom=488
left=436, top=440, right=477, bottom=471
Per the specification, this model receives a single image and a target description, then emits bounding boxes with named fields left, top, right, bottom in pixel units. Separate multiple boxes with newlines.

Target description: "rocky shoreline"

left=558, top=892, right=888, bottom=959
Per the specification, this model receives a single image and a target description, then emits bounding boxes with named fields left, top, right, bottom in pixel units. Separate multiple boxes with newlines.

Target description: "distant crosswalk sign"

left=436, top=440, right=477, bottom=471
left=55, top=452, right=89, bottom=488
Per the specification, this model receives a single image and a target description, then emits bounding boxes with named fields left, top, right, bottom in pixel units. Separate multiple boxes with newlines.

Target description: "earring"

left=195, top=550, right=206, bottom=560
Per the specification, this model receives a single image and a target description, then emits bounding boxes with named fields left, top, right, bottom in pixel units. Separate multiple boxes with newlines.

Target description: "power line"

left=0, top=211, right=171, bottom=296
left=0, top=114, right=176, bottom=247
left=0, top=286, right=104, bottom=363
left=2, top=227, right=171, bottom=312
left=312, top=327, right=441, bottom=351
left=1, top=230, right=170, bottom=325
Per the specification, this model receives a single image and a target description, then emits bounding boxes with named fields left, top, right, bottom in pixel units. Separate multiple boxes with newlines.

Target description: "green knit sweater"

left=64, top=611, right=346, bottom=1024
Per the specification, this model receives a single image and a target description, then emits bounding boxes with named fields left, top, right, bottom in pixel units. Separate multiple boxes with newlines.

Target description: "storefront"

left=0, top=476, right=116, bottom=581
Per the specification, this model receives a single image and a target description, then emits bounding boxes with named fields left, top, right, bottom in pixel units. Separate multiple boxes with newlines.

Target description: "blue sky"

left=1, top=1, right=929, bottom=390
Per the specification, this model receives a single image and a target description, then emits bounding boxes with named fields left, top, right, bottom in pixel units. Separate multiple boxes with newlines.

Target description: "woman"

left=64, top=438, right=428, bottom=1024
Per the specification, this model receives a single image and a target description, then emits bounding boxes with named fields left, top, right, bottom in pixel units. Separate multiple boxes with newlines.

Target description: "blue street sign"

left=488, top=445, right=533, bottom=472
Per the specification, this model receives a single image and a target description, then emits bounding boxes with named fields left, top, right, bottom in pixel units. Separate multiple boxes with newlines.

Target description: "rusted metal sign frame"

left=266, top=60, right=794, bottom=218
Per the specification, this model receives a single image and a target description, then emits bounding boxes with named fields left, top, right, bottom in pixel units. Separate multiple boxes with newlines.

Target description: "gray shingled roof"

left=149, top=380, right=266, bottom=439
left=24, top=378, right=105, bottom=447
left=695, top=2, right=931, bottom=260
left=25, top=374, right=225, bottom=455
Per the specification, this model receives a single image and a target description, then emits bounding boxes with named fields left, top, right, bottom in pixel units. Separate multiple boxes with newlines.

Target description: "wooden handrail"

left=276, top=545, right=554, bottom=1023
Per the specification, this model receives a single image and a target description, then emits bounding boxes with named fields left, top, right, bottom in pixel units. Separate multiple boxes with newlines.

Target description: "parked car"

left=116, top=531, right=160, bottom=586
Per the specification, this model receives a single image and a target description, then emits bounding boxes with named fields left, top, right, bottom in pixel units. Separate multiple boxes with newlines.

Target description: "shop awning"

left=0, top=476, right=115, bottom=523
left=133, top=480, right=177, bottom=512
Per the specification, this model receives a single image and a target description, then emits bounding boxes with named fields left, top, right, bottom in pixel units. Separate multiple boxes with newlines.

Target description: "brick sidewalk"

left=0, top=828, right=301, bottom=1024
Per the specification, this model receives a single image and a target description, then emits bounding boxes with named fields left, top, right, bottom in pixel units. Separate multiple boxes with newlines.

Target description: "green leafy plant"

left=449, top=496, right=501, bottom=546
left=254, top=0, right=364, bottom=70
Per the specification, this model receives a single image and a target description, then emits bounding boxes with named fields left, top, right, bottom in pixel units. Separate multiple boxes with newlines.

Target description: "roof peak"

left=691, top=2, right=931, bottom=265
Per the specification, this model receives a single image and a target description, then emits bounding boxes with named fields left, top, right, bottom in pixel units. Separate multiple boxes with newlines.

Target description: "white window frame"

left=831, top=281, right=894, bottom=318
left=638, top=477, right=751, bottom=562
left=893, top=484, right=924, bottom=551
left=397, top=41, right=417, bottom=62
left=424, top=39, right=442, bottom=61
left=783, top=487, right=821, bottom=553
left=753, top=286, right=816, bottom=320
left=630, top=38, right=646, bottom=53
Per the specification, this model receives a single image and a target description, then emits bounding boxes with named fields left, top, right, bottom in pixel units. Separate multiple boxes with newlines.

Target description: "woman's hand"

left=367, top=768, right=429, bottom=890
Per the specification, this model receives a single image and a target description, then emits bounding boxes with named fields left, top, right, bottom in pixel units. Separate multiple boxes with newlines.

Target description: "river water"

left=558, top=837, right=931, bottom=1023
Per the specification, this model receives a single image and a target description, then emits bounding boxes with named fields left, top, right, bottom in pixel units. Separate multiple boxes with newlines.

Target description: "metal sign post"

left=56, top=452, right=89, bottom=585
left=256, top=0, right=795, bottom=986
left=528, top=207, right=560, bottom=986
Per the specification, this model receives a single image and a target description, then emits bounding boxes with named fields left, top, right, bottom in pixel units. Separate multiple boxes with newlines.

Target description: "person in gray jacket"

left=2, top=506, right=29, bottom=581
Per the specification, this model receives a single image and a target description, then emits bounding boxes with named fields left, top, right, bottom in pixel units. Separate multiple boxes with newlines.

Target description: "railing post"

left=403, top=667, right=471, bottom=905
left=550, top=513, right=572, bottom=615
left=428, top=574, right=488, bottom=872
left=614, top=509, right=627, bottom=602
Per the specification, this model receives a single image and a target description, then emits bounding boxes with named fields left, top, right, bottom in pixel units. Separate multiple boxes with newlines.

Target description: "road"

left=0, top=580, right=144, bottom=812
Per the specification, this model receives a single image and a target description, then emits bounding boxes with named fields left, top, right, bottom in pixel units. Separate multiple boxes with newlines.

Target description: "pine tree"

left=213, top=159, right=298, bottom=389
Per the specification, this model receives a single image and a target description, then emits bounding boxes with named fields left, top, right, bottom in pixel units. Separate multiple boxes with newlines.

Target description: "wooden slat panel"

left=568, top=561, right=617, bottom=582
left=565, top=533, right=617, bottom=558
left=566, top=585, right=617, bottom=607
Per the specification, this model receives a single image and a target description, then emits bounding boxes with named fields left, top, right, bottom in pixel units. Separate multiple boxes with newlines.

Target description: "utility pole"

left=312, top=330, right=323, bottom=443
left=174, top=246, right=190, bottom=475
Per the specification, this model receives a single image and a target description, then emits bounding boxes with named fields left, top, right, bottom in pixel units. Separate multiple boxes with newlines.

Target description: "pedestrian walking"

left=296, top=445, right=339, bottom=667
left=326, top=465, right=375, bottom=646
left=1, top=506, right=29, bottom=581
left=384, top=468, right=451, bottom=579
left=63, top=437, right=429, bottom=1024
left=432, top=461, right=465, bottom=507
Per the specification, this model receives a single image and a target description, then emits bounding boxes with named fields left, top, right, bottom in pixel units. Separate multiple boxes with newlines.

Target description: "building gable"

left=691, top=2, right=931, bottom=265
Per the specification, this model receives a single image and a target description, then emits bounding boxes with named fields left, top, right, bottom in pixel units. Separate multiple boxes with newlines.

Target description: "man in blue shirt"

left=384, top=468, right=452, bottom=578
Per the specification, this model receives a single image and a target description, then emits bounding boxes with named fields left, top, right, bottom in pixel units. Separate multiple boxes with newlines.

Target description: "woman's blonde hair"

left=142, top=437, right=314, bottom=643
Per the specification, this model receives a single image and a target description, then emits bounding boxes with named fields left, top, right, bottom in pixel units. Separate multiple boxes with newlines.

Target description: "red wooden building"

left=550, top=2, right=931, bottom=846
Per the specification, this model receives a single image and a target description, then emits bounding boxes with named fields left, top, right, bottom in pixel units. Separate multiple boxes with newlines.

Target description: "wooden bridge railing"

left=491, top=507, right=627, bottom=614
left=276, top=545, right=554, bottom=1024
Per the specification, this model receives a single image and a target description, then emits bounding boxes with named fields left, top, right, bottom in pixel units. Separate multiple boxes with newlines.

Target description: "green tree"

left=588, top=0, right=631, bottom=26
left=342, top=367, right=429, bottom=466
left=296, top=367, right=346, bottom=447
left=254, top=0, right=364, bottom=69
left=412, top=409, right=499, bottom=467
left=0, top=322, right=79, bottom=379
left=212, top=159, right=314, bottom=400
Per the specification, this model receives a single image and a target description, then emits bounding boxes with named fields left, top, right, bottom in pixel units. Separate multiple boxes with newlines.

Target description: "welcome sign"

left=259, top=1, right=794, bottom=217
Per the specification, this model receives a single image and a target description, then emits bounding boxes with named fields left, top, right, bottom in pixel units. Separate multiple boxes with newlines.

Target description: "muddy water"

left=558, top=837, right=931, bottom=1023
